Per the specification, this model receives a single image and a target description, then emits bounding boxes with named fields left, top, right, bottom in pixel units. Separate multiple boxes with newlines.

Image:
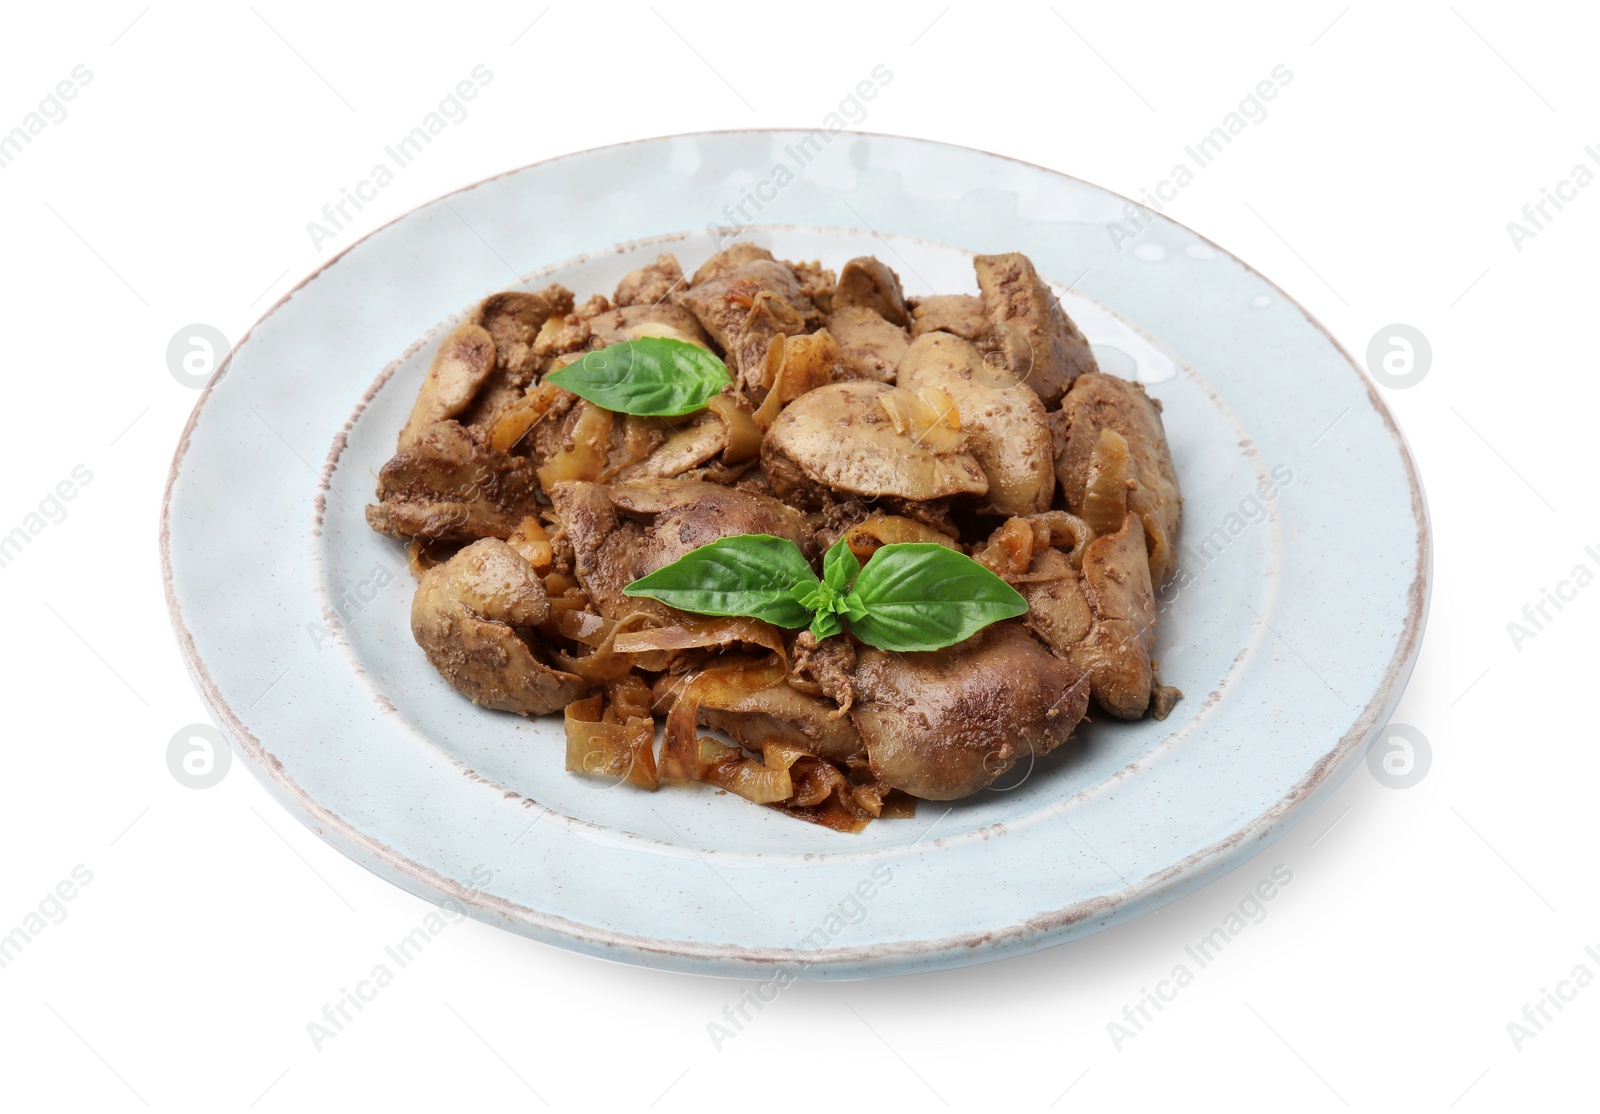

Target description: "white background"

left=1, top=2, right=1595, bottom=1110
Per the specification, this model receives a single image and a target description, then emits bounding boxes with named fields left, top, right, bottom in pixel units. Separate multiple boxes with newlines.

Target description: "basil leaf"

left=544, top=337, right=731, bottom=417
left=810, top=610, right=843, bottom=641
left=793, top=581, right=830, bottom=612
left=622, top=534, right=818, bottom=628
left=822, top=536, right=860, bottom=593
left=840, top=592, right=869, bottom=623
left=845, top=543, right=1028, bottom=652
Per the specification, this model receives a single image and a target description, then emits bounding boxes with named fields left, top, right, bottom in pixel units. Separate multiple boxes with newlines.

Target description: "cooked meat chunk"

left=790, top=259, right=837, bottom=315
left=1017, top=548, right=1092, bottom=649
left=762, top=380, right=987, bottom=507
left=828, top=306, right=908, bottom=383
left=545, top=481, right=653, bottom=620
left=399, top=324, right=496, bottom=450
left=897, top=332, right=1055, bottom=516
left=1053, top=372, right=1181, bottom=584
left=546, top=478, right=813, bottom=618
left=606, top=478, right=814, bottom=572
left=522, top=390, right=593, bottom=468
left=699, top=681, right=865, bottom=763
left=532, top=312, right=594, bottom=360
left=789, top=628, right=857, bottom=712
left=411, top=539, right=587, bottom=715
left=610, top=413, right=724, bottom=481
left=974, top=252, right=1098, bottom=407
left=689, top=242, right=775, bottom=286
left=573, top=293, right=613, bottom=320
left=910, top=294, right=988, bottom=340
left=459, top=286, right=573, bottom=427
left=851, top=622, right=1091, bottom=799
left=678, top=246, right=820, bottom=396
left=613, top=254, right=686, bottom=307
left=479, top=288, right=574, bottom=355
left=1071, top=514, right=1157, bottom=718
left=1150, top=676, right=1183, bottom=720
left=1018, top=514, right=1158, bottom=719
left=367, top=420, right=543, bottom=542
left=833, top=256, right=910, bottom=327
left=586, top=303, right=710, bottom=349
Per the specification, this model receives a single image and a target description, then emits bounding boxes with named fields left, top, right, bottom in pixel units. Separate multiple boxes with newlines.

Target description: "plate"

left=162, top=131, right=1429, bottom=978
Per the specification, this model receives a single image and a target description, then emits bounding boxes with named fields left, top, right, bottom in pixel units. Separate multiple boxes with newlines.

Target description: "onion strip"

left=505, top=515, right=553, bottom=570
left=661, top=659, right=787, bottom=780
left=612, top=616, right=788, bottom=671
left=564, top=695, right=658, bottom=791
left=489, top=381, right=569, bottom=452
left=554, top=608, right=673, bottom=683
left=535, top=401, right=613, bottom=489
left=842, top=515, right=962, bottom=562
left=752, top=331, right=837, bottom=429
left=1080, top=427, right=1132, bottom=537
left=707, top=395, right=763, bottom=462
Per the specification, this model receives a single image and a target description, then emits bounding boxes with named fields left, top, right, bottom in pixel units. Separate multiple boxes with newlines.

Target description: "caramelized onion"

left=661, top=659, right=787, bottom=780
left=842, top=515, right=962, bottom=562
left=876, top=385, right=965, bottom=455
left=1080, top=427, right=1132, bottom=537
left=505, top=515, right=553, bottom=570
left=978, top=511, right=1098, bottom=583
left=753, top=331, right=837, bottom=429
left=605, top=674, right=655, bottom=720
left=612, top=615, right=788, bottom=671
left=554, top=607, right=610, bottom=647
left=769, top=757, right=874, bottom=832
left=536, top=401, right=613, bottom=488
left=489, top=380, right=569, bottom=452
left=974, top=517, right=1035, bottom=577
left=706, top=394, right=763, bottom=462
left=554, top=609, right=673, bottom=683
left=1028, top=511, right=1095, bottom=572
left=695, top=737, right=799, bottom=804
left=564, top=695, right=658, bottom=791
left=595, top=414, right=670, bottom=482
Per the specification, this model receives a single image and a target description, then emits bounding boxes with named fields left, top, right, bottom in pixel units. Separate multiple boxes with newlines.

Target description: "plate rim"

left=160, top=128, right=1432, bottom=975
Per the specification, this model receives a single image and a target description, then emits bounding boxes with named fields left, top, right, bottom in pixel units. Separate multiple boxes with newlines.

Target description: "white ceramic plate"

left=162, top=131, right=1429, bottom=978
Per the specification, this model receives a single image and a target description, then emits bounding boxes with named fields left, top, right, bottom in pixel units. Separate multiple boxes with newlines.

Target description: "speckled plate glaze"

left=162, top=131, right=1429, bottom=979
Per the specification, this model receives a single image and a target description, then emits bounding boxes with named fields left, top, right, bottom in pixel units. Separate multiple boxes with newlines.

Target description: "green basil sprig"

left=543, top=337, right=730, bottom=416
left=622, top=534, right=1027, bottom=652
